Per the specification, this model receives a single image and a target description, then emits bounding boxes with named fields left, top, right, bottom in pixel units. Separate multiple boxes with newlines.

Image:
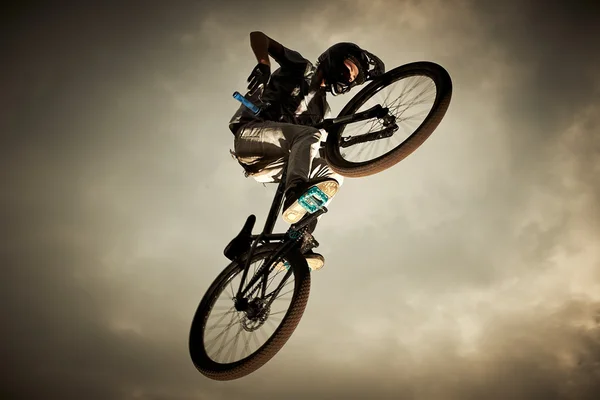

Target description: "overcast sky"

left=2, top=0, right=600, bottom=399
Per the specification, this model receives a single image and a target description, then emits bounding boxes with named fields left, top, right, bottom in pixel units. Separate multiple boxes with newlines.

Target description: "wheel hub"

left=381, top=113, right=396, bottom=126
left=240, top=298, right=270, bottom=332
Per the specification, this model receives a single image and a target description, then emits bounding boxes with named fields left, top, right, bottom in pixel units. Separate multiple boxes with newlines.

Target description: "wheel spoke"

left=226, top=325, right=244, bottom=363
left=216, top=321, right=243, bottom=361
left=274, top=287, right=294, bottom=300
left=265, top=319, right=278, bottom=330
left=265, top=275, right=294, bottom=299
left=205, top=308, right=237, bottom=331
left=243, top=330, right=253, bottom=358
left=265, top=267, right=285, bottom=289
left=199, top=248, right=301, bottom=366
left=210, top=304, right=235, bottom=310
left=228, top=276, right=236, bottom=298
left=336, top=71, right=438, bottom=163
left=251, top=330, right=262, bottom=349
left=207, top=320, right=240, bottom=330
left=212, top=311, right=237, bottom=358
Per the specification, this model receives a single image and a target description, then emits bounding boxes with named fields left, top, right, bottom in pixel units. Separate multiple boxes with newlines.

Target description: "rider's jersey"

left=229, top=45, right=330, bottom=134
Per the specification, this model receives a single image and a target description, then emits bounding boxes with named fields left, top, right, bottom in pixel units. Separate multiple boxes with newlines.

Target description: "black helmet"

left=316, top=42, right=385, bottom=95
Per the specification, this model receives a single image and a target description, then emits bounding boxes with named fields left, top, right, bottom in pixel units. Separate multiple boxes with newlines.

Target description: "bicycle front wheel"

left=325, top=61, right=452, bottom=177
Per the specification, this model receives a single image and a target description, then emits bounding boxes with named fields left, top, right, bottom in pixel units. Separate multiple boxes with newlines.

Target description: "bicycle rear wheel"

left=325, top=61, right=452, bottom=177
left=189, top=244, right=310, bottom=380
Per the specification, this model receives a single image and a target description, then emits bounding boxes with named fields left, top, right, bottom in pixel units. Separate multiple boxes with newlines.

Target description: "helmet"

left=316, top=42, right=385, bottom=95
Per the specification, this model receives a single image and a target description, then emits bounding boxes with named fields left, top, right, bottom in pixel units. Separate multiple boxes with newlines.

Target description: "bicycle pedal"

left=298, top=187, right=329, bottom=213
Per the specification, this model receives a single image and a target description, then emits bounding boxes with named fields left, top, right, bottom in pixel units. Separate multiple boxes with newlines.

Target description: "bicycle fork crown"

left=298, top=187, right=329, bottom=213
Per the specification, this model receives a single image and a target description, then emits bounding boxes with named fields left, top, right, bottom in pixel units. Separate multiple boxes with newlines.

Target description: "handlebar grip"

left=233, top=91, right=261, bottom=115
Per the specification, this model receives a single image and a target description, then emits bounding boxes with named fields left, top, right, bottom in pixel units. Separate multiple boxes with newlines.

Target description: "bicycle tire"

left=325, top=61, right=452, bottom=177
left=189, top=244, right=310, bottom=380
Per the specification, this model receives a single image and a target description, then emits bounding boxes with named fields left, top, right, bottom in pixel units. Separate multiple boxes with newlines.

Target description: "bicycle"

left=188, top=61, right=452, bottom=380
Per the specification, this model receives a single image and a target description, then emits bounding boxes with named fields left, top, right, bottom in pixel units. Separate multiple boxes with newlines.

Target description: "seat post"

left=262, top=167, right=287, bottom=235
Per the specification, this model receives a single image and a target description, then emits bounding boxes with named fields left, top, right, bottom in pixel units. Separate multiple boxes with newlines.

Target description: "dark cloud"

left=465, top=0, right=600, bottom=210
left=470, top=0, right=600, bottom=124
left=5, top=273, right=598, bottom=400
left=268, top=300, right=600, bottom=400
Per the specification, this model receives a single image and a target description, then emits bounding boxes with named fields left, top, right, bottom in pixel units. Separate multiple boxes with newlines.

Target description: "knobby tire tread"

left=189, top=244, right=310, bottom=380
left=325, top=61, right=452, bottom=177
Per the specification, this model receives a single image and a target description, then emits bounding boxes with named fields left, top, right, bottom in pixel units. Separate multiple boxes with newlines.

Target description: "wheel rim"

left=337, top=71, right=438, bottom=164
left=201, top=254, right=297, bottom=365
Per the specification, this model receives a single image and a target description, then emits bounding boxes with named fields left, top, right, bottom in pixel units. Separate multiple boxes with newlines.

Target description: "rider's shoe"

left=274, top=229, right=323, bottom=272
left=282, top=179, right=339, bottom=224
left=274, top=250, right=325, bottom=272
left=304, top=250, right=325, bottom=271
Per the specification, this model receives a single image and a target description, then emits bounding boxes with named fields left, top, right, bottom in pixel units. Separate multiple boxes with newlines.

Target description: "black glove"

left=247, top=63, right=271, bottom=94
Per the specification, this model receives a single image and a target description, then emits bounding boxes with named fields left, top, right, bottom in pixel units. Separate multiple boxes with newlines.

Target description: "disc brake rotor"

left=241, top=298, right=271, bottom=332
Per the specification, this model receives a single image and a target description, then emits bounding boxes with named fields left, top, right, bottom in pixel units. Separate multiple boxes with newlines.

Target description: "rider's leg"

left=234, top=120, right=342, bottom=223
left=233, top=121, right=288, bottom=172
left=303, top=157, right=344, bottom=232
left=298, top=157, right=344, bottom=270
left=234, top=121, right=326, bottom=188
left=308, top=157, right=344, bottom=190
left=235, top=121, right=341, bottom=271
left=281, top=158, right=342, bottom=224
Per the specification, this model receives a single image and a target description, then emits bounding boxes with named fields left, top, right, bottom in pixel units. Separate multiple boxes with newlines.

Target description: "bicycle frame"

left=233, top=165, right=315, bottom=307
left=231, top=103, right=390, bottom=309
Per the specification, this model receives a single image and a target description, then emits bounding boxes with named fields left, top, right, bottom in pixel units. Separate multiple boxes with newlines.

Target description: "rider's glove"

left=247, top=63, right=271, bottom=94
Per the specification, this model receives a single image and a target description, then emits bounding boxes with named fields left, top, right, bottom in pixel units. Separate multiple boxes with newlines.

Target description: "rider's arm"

left=249, top=31, right=282, bottom=67
left=249, top=31, right=306, bottom=69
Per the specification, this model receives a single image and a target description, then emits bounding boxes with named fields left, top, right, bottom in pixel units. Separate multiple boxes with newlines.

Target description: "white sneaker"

left=274, top=252, right=325, bottom=272
left=305, top=251, right=325, bottom=271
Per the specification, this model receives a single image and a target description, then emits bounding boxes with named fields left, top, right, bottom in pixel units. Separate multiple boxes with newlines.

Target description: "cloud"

left=2, top=0, right=600, bottom=398
left=249, top=298, right=600, bottom=400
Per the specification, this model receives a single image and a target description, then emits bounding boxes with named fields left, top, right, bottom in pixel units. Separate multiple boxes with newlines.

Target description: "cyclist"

left=229, top=31, right=384, bottom=270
